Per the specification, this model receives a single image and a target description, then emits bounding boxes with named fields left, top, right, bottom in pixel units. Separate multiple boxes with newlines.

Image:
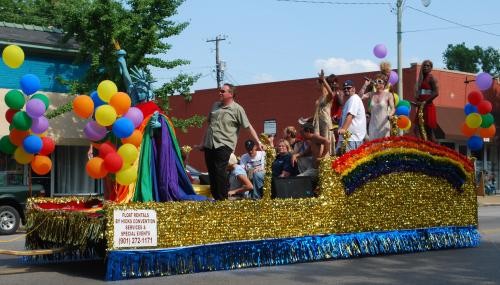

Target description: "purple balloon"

left=123, top=107, right=144, bottom=128
left=388, top=70, right=399, bottom=85
left=26, top=98, right=46, bottom=118
left=476, top=72, right=493, bottom=91
left=84, top=120, right=108, bottom=141
left=31, top=116, right=49, bottom=134
left=373, top=44, right=387, bottom=59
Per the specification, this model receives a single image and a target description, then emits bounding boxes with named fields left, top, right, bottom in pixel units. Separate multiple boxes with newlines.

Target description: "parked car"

left=0, top=185, right=44, bottom=235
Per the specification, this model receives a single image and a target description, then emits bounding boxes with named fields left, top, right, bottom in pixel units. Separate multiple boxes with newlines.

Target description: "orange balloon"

left=121, top=129, right=142, bottom=147
left=31, top=155, right=52, bottom=175
left=479, top=124, right=496, bottom=139
left=86, top=157, right=108, bottom=179
left=73, top=95, right=94, bottom=119
left=9, top=129, right=30, bottom=146
left=397, top=116, right=410, bottom=129
left=109, top=92, right=131, bottom=115
left=461, top=122, right=477, bottom=137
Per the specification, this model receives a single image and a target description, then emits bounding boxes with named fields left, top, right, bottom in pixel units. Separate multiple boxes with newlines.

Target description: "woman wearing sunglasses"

left=359, top=74, right=395, bottom=140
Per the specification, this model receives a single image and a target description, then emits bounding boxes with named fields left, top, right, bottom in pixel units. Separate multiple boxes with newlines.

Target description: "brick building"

left=169, top=64, right=500, bottom=193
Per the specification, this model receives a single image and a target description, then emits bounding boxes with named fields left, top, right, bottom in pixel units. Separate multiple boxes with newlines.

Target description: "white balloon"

left=421, top=0, right=431, bottom=7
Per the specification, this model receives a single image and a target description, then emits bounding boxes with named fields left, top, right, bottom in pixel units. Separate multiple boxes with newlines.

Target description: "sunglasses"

left=343, top=87, right=352, bottom=90
left=219, top=89, right=228, bottom=94
left=375, top=79, right=385, bottom=84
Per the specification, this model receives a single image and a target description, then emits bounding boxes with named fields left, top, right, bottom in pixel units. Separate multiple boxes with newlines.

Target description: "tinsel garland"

left=339, top=130, right=351, bottom=155
left=389, top=116, right=399, bottom=137
left=105, top=226, right=479, bottom=281
left=24, top=198, right=107, bottom=263
left=259, top=133, right=276, bottom=200
left=417, top=102, right=428, bottom=141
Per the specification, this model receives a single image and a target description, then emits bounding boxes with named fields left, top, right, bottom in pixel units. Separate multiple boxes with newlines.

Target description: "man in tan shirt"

left=197, top=83, right=262, bottom=200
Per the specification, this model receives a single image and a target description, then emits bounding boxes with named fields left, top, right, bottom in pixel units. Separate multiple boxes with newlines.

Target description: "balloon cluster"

left=462, top=90, right=495, bottom=151
left=1, top=45, right=54, bottom=175
left=394, top=99, right=412, bottom=131
left=72, top=80, right=143, bottom=185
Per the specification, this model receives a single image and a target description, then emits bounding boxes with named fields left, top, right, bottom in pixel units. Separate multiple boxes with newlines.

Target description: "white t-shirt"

left=339, top=94, right=367, bottom=142
left=239, top=151, right=266, bottom=172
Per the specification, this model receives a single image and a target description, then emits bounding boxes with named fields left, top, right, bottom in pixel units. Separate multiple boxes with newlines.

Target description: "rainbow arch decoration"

left=332, top=136, right=474, bottom=195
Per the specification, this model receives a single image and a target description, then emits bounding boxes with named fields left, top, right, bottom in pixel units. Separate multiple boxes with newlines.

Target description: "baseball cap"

left=245, top=139, right=255, bottom=151
left=228, top=153, right=238, bottom=165
left=343, top=80, right=354, bottom=88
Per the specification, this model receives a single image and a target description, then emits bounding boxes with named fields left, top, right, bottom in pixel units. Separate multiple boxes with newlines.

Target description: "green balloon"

left=0, top=135, right=16, bottom=155
left=4, top=89, right=25, bottom=110
left=397, top=99, right=411, bottom=109
left=31, top=93, right=50, bottom=110
left=12, top=111, right=32, bottom=131
left=481, top=113, right=494, bottom=128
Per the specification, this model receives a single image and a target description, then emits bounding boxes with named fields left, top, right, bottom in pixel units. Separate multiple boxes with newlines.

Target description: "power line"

left=276, top=0, right=390, bottom=5
left=406, top=5, right=500, bottom=37
left=403, top=22, right=500, bottom=34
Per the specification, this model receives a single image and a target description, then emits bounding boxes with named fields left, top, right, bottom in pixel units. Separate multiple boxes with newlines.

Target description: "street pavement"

left=1, top=202, right=500, bottom=285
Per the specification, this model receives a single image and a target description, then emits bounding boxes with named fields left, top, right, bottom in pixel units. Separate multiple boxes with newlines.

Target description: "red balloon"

left=467, top=91, right=483, bottom=105
left=98, top=141, right=116, bottom=158
left=39, top=137, right=55, bottom=156
left=5, top=109, right=18, bottom=124
left=9, top=129, right=29, bottom=146
left=103, top=152, right=123, bottom=173
left=477, top=100, right=492, bottom=115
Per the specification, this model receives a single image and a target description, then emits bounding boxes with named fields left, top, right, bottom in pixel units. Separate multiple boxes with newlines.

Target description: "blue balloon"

left=20, top=74, right=41, bottom=95
left=112, top=117, right=134, bottom=139
left=90, top=90, right=105, bottom=109
left=467, top=135, right=483, bottom=151
left=23, top=135, right=43, bottom=154
left=395, top=105, right=410, bottom=117
left=464, top=103, right=478, bottom=115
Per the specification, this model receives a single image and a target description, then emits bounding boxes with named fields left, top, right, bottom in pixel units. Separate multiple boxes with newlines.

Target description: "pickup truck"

left=0, top=185, right=44, bottom=235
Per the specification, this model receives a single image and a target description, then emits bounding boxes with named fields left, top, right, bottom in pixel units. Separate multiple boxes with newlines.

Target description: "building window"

left=0, top=153, right=24, bottom=186
left=54, top=145, right=99, bottom=195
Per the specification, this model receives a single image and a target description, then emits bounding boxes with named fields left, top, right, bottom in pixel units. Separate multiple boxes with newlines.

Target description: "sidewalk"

left=477, top=195, right=500, bottom=206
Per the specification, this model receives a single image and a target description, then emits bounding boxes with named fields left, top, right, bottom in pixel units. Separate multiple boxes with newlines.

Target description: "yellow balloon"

left=465, top=113, right=482, bottom=129
left=14, top=146, right=34, bottom=164
left=95, top=105, right=117, bottom=127
left=116, top=165, right=138, bottom=185
left=2, top=45, right=25, bottom=69
left=97, top=80, right=118, bottom=102
left=117, top=143, right=139, bottom=164
left=393, top=93, right=399, bottom=106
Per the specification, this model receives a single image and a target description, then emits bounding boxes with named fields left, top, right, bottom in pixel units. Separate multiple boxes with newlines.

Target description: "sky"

left=151, top=0, right=500, bottom=92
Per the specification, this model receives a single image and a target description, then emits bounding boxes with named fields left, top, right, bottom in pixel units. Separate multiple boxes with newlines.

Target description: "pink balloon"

left=84, top=120, right=107, bottom=141
left=26, top=98, right=46, bottom=118
left=123, top=107, right=144, bottom=128
left=373, top=44, right=387, bottom=59
left=31, top=116, right=49, bottom=134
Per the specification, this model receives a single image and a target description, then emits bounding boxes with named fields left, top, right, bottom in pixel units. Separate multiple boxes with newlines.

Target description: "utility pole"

left=396, top=0, right=403, bottom=100
left=207, top=35, right=227, bottom=89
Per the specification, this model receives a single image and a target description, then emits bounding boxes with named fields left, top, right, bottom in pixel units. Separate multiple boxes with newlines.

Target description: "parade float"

left=2, top=44, right=487, bottom=281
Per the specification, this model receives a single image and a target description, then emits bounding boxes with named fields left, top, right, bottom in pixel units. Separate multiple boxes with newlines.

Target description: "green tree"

left=1, top=0, right=204, bottom=130
left=443, top=43, right=500, bottom=75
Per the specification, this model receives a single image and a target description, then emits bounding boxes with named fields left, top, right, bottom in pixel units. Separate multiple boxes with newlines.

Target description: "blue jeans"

left=251, top=171, right=265, bottom=199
